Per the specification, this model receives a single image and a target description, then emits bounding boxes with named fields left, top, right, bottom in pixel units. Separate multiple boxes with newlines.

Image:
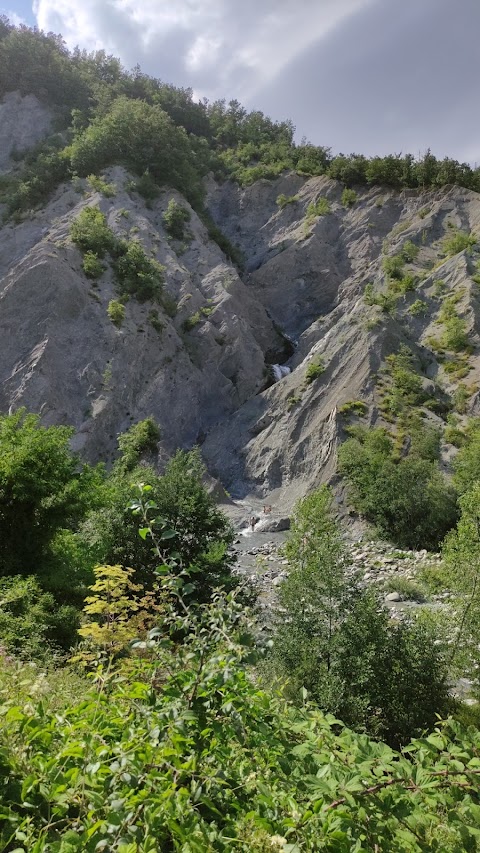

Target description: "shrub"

left=162, top=197, right=191, bottom=239
left=401, top=239, right=419, bottom=262
left=338, top=426, right=458, bottom=549
left=107, top=299, right=125, bottom=328
left=0, top=409, right=102, bottom=580
left=201, top=213, right=244, bottom=267
left=382, top=254, right=404, bottom=279
left=384, top=576, right=428, bottom=602
left=270, top=487, right=450, bottom=745
left=82, top=250, right=104, bottom=279
left=132, top=170, right=160, bottom=202
left=148, top=308, right=164, bottom=333
left=116, top=418, right=160, bottom=472
left=304, top=356, right=325, bottom=384
left=0, top=575, right=79, bottom=658
left=276, top=193, right=299, bottom=209
left=408, top=298, right=427, bottom=316
left=86, top=174, right=116, bottom=197
left=338, top=400, right=368, bottom=417
left=442, top=230, right=477, bottom=257
left=341, top=187, right=357, bottom=207
left=113, top=240, right=164, bottom=302
left=306, top=196, right=331, bottom=218
left=182, top=310, right=201, bottom=332
left=70, top=205, right=114, bottom=257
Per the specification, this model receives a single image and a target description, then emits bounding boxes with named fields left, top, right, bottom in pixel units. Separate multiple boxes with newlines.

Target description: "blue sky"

left=2, top=0, right=480, bottom=164
left=1, top=2, right=34, bottom=25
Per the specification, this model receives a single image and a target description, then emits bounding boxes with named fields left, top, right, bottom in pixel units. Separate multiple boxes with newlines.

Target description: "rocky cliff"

left=2, top=96, right=480, bottom=511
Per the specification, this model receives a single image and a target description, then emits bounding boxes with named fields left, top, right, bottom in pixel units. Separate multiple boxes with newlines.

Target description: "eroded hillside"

left=1, top=98, right=480, bottom=510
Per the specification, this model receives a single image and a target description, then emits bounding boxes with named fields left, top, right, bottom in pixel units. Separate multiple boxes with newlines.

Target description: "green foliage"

left=306, top=196, right=331, bottom=219
left=383, top=254, right=404, bottom=279
left=442, top=229, right=477, bottom=257
left=271, top=488, right=450, bottom=746
left=341, top=187, right=357, bottom=207
left=116, top=418, right=160, bottom=472
left=452, top=418, right=480, bottom=493
left=0, top=575, right=79, bottom=658
left=443, top=483, right=480, bottom=688
left=86, top=173, right=116, bottom=197
left=113, top=240, right=165, bottom=302
left=379, top=347, right=427, bottom=416
left=384, top=575, right=428, bottom=602
left=401, top=239, right=420, bottom=262
left=338, top=400, right=368, bottom=417
left=148, top=308, right=164, bottom=333
left=107, top=299, right=125, bottom=327
left=453, top=383, right=471, bottom=413
left=408, top=298, right=427, bottom=316
left=304, top=356, right=325, bottom=384
left=70, top=96, right=203, bottom=206
left=162, top=197, right=191, bottom=239
left=201, top=212, right=244, bottom=267
left=276, top=192, right=299, bottom=209
left=338, top=425, right=458, bottom=549
left=82, top=249, right=105, bottom=279
left=70, top=205, right=114, bottom=257
left=82, top=449, right=234, bottom=595
left=131, top=170, right=160, bottom=202
left=0, top=409, right=101, bottom=579
left=182, top=310, right=202, bottom=332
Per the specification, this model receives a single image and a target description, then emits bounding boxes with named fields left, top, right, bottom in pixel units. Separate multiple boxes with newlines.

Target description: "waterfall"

left=272, top=364, right=291, bottom=382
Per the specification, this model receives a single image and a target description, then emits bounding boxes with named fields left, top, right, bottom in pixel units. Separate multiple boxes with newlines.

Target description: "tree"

left=443, top=483, right=480, bottom=691
left=338, top=427, right=458, bottom=549
left=81, top=448, right=234, bottom=598
left=271, top=487, right=451, bottom=746
left=0, top=410, right=102, bottom=578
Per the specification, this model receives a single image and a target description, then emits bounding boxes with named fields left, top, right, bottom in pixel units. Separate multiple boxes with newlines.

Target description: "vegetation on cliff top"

left=2, top=15, right=480, bottom=222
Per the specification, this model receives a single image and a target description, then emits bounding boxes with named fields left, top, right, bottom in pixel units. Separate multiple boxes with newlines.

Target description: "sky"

left=2, top=0, right=480, bottom=164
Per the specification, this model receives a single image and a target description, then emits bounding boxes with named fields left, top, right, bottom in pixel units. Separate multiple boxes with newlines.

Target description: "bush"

left=408, top=298, right=427, bottom=315
left=81, top=448, right=234, bottom=595
left=270, top=487, right=450, bottom=745
left=443, top=230, right=477, bottom=257
left=338, top=426, right=458, bottom=549
left=132, top=170, right=160, bottom=202
left=182, top=310, right=201, bottom=332
left=82, top=250, right=105, bottom=279
left=341, top=188, right=357, bottom=207
left=384, top=576, right=428, bottom=602
left=276, top=193, right=299, bottom=209
left=70, top=205, right=114, bottom=257
left=86, top=174, right=116, bottom=197
left=306, top=196, right=331, bottom=218
left=0, top=575, right=79, bottom=658
left=107, top=299, right=125, bottom=328
left=116, top=418, right=160, bottom=472
left=338, top=400, right=368, bottom=417
left=304, top=356, right=325, bottom=384
left=113, top=240, right=164, bottom=302
left=162, top=197, right=191, bottom=239
left=0, top=409, right=102, bottom=580
left=401, top=239, right=419, bottom=262
left=382, top=254, right=404, bottom=279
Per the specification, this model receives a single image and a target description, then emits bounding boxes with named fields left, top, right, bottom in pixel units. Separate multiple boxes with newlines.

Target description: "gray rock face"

left=1, top=164, right=480, bottom=510
left=0, top=92, right=52, bottom=171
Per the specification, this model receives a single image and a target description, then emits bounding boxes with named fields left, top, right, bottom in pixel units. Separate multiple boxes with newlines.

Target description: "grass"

left=384, top=576, right=428, bottom=603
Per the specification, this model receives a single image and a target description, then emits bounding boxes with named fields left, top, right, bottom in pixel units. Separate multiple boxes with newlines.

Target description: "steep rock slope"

left=1, top=153, right=480, bottom=508
left=203, top=177, right=480, bottom=508
left=0, top=167, right=285, bottom=464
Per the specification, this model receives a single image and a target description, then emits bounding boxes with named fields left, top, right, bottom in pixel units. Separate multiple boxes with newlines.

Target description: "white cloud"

left=33, top=0, right=372, bottom=103
left=1, top=8, right=28, bottom=26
